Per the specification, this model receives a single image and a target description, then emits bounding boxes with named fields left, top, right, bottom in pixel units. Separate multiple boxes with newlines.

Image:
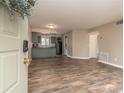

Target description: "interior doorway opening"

left=56, top=37, right=63, bottom=55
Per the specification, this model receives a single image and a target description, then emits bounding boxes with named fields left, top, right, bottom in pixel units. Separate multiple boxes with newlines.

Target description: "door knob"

left=24, top=58, right=30, bottom=65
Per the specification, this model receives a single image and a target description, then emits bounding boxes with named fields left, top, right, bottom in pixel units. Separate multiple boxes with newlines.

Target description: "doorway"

left=89, top=32, right=99, bottom=58
left=56, top=37, right=63, bottom=55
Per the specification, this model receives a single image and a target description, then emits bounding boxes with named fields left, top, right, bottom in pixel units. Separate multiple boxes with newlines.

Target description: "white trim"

left=99, top=60, right=123, bottom=69
left=67, top=54, right=90, bottom=59
left=71, top=56, right=90, bottom=59
left=66, top=56, right=123, bottom=69
left=88, top=31, right=99, bottom=35
left=66, top=54, right=72, bottom=58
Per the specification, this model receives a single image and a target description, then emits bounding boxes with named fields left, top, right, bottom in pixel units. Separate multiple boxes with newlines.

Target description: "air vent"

left=99, top=52, right=109, bottom=63
left=116, top=20, right=123, bottom=25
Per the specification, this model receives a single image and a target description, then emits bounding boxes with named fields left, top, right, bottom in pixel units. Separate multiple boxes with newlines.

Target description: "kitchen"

left=32, top=31, right=63, bottom=58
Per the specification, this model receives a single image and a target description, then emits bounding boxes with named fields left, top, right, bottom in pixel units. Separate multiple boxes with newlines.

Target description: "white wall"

left=72, top=30, right=89, bottom=58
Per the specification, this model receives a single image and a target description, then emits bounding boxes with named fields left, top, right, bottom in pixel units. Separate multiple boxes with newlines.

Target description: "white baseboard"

left=66, top=54, right=72, bottom=58
left=67, top=54, right=90, bottom=59
left=66, top=55, right=123, bottom=69
left=99, top=60, right=123, bottom=69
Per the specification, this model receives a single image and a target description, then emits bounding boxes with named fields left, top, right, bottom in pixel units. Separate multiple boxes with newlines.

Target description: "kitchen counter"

left=33, top=47, right=56, bottom=49
left=32, top=47, right=56, bottom=58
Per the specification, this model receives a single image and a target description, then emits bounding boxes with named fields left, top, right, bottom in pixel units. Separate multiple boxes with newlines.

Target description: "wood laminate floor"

left=28, top=57, right=123, bottom=93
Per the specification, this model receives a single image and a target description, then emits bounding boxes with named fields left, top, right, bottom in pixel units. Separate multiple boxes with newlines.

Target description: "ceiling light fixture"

left=46, top=24, right=57, bottom=29
left=49, top=25, right=54, bottom=29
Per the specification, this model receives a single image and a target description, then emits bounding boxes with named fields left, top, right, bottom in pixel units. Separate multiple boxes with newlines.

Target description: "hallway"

left=28, top=57, right=122, bottom=93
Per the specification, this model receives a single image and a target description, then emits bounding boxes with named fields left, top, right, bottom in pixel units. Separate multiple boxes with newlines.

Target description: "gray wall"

left=72, top=30, right=89, bottom=58
left=90, top=22, right=123, bottom=66
left=65, top=30, right=89, bottom=58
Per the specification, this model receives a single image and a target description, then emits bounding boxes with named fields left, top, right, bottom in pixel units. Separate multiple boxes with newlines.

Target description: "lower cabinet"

left=32, top=48, right=56, bottom=58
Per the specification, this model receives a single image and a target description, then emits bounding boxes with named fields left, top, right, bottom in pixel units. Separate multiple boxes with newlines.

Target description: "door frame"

left=89, top=31, right=99, bottom=58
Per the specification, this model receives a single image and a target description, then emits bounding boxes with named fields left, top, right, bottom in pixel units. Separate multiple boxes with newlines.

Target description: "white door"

left=0, top=7, right=28, bottom=93
left=89, top=32, right=99, bottom=58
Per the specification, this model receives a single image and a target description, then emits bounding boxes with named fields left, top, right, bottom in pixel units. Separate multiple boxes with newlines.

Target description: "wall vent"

left=99, top=52, right=109, bottom=63
left=116, top=20, right=123, bottom=25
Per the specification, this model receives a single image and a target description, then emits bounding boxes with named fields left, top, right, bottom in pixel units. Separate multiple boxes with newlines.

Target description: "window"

left=37, top=35, right=56, bottom=48
left=41, top=37, right=50, bottom=46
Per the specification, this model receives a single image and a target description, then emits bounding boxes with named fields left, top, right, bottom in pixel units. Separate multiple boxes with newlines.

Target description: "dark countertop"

left=32, top=47, right=56, bottom=49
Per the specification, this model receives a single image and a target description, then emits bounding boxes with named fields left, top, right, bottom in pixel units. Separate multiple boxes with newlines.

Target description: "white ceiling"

left=29, top=0, right=123, bottom=31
